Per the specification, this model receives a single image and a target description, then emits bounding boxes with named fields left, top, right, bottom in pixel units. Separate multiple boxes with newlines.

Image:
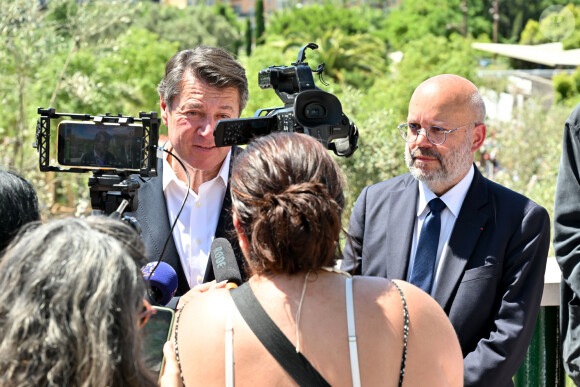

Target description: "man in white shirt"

left=341, top=74, right=550, bottom=387
left=128, top=46, right=249, bottom=296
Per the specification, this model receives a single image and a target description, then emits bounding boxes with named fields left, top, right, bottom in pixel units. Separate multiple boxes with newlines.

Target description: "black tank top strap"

left=391, top=280, right=409, bottom=387
left=173, top=306, right=187, bottom=387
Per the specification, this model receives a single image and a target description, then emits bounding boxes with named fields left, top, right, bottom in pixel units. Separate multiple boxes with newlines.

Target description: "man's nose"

left=414, top=128, right=433, bottom=147
left=198, top=117, right=216, bottom=137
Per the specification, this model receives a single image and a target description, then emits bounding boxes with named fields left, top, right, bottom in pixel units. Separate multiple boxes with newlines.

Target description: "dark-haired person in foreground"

left=160, top=132, right=463, bottom=386
left=0, top=170, right=40, bottom=254
left=0, top=216, right=158, bottom=387
left=341, top=74, right=551, bottom=386
left=126, top=46, right=250, bottom=297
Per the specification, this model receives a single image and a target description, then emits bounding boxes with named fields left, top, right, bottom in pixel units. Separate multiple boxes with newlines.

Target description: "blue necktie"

left=409, top=198, right=446, bottom=293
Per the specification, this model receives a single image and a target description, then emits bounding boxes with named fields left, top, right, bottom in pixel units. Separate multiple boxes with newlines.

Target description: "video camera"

left=214, top=43, right=359, bottom=157
left=33, top=107, right=159, bottom=215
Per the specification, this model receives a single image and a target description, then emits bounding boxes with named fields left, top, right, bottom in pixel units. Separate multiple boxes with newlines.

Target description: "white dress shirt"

left=406, top=165, right=475, bottom=294
left=162, top=149, right=231, bottom=287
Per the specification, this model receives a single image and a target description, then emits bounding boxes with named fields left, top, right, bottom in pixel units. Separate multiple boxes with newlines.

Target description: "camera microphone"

left=141, top=261, right=178, bottom=306
left=210, top=238, right=242, bottom=289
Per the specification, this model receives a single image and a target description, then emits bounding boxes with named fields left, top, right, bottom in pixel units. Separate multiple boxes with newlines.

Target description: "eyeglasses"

left=398, top=122, right=477, bottom=146
left=139, top=299, right=156, bottom=328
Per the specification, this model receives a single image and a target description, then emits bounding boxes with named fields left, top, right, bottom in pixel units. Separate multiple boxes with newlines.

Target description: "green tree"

left=245, top=18, right=253, bottom=57
left=385, top=0, right=465, bottom=49
left=255, top=0, right=265, bottom=46
left=302, top=30, right=388, bottom=89
left=0, top=0, right=58, bottom=170
left=519, top=20, right=545, bottom=45
left=266, top=3, right=388, bottom=44
left=136, top=3, right=242, bottom=53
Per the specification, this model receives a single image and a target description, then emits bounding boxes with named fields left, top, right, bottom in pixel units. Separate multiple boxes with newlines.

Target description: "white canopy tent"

left=472, top=42, right=580, bottom=67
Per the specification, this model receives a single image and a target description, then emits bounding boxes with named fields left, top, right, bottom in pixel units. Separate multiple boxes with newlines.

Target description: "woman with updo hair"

left=161, top=132, right=463, bottom=387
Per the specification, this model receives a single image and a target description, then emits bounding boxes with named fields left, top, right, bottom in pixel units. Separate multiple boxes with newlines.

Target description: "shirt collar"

left=162, top=144, right=231, bottom=192
left=417, top=164, right=475, bottom=218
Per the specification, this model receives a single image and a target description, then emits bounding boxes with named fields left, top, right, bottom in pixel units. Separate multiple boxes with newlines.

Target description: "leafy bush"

left=554, top=72, right=576, bottom=101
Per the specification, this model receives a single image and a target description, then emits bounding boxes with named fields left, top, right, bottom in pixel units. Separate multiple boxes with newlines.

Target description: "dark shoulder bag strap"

left=230, top=283, right=331, bottom=387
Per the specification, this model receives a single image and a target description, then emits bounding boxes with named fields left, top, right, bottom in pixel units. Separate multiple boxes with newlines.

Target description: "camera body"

left=214, top=43, right=358, bottom=157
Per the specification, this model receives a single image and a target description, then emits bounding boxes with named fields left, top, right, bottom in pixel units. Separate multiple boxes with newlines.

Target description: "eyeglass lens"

left=400, top=124, right=446, bottom=145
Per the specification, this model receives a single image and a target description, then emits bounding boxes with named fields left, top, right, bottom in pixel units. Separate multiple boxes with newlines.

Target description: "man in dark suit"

left=342, top=74, right=550, bottom=387
left=127, top=47, right=249, bottom=297
left=554, top=103, right=580, bottom=385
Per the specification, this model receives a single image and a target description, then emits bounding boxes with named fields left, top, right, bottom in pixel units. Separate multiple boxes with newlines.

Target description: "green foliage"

left=91, top=28, right=178, bottom=115
left=519, top=20, right=545, bottom=45
left=214, top=3, right=244, bottom=54
left=385, top=0, right=464, bottom=49
left=245, top=18, right=253, bottom=57
left=1, top=0, right=61, bottom=170
left=135, top=3, right=242, bottom=54
left=519, top=2, right=580, bottom=46
left=266, top=3, right=388, bottom=43
left=255, top=0, right=265, bottom=46
left=554, top=72, right=577, bottom=101
left=482, top=100, right=570, bottom=227
left=270, top=29, right=388, bottom=89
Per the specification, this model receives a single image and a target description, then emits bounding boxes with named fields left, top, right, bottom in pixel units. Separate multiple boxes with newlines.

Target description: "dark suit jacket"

left=127, top=146, right=246, bottom=296
left=554, top=103, right=580, bottom=385
left=342, top=166, right=550, bottom=387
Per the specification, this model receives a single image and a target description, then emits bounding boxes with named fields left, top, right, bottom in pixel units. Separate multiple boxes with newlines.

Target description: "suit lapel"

left=137, top=161, right=190, bottom=295
left=385, top=176, right=418, bottom=280
left=433, top=167, right=489, bottom=309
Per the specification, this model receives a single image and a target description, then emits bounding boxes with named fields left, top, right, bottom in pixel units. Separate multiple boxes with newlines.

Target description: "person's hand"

left=159, top=341, right=182, bottom=387
left=176, top=280, right=228, bottom=309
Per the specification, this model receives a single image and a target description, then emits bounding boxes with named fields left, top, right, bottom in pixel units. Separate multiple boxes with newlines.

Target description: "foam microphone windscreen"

left=210, top=237, right=242, bottom=286
left=141, top=261, right=178, bottom=306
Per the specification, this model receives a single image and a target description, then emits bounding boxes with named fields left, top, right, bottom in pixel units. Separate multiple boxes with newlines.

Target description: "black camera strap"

left=230, top=283, right=331, bottom=387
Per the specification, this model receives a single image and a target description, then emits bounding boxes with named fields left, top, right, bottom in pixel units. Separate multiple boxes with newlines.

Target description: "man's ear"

left=471, top=123, right=487, bottom=152
left=160, top=97, right=169, bottom=126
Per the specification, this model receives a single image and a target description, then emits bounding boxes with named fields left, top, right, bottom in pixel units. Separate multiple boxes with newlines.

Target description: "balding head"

left=411, top=74, right=486, bottom=124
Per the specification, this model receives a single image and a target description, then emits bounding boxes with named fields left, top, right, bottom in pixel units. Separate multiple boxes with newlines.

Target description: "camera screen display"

left=141, top=306, right=175, bottom=377
left=57, top=121, right=144, bottom=171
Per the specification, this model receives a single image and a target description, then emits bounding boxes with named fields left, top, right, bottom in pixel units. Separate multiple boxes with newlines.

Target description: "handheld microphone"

left=141, top=261, right=178, bottom=306
left=210, top=238, right=242, bottom=289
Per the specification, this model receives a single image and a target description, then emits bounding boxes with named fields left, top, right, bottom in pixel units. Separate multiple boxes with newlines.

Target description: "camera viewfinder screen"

left=57, top=121, right=144, bottom=170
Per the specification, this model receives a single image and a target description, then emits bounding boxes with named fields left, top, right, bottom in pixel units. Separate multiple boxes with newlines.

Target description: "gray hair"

left=469, top=90, right=486, bottom=124
left=158, top=46, right=249, bottom=114
left=0, top=217, right=157, bottom=387
left=0, top=170, right=40, bottom=253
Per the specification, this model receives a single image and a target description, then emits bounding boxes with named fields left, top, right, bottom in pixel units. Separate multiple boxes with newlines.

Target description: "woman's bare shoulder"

left=179, top=288, right=232, bottom=324
left=353, top=277, right=463, bottom=386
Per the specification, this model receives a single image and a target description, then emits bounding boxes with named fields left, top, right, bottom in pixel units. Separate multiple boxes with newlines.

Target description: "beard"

left=405, top=135, right=473, bottom=189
